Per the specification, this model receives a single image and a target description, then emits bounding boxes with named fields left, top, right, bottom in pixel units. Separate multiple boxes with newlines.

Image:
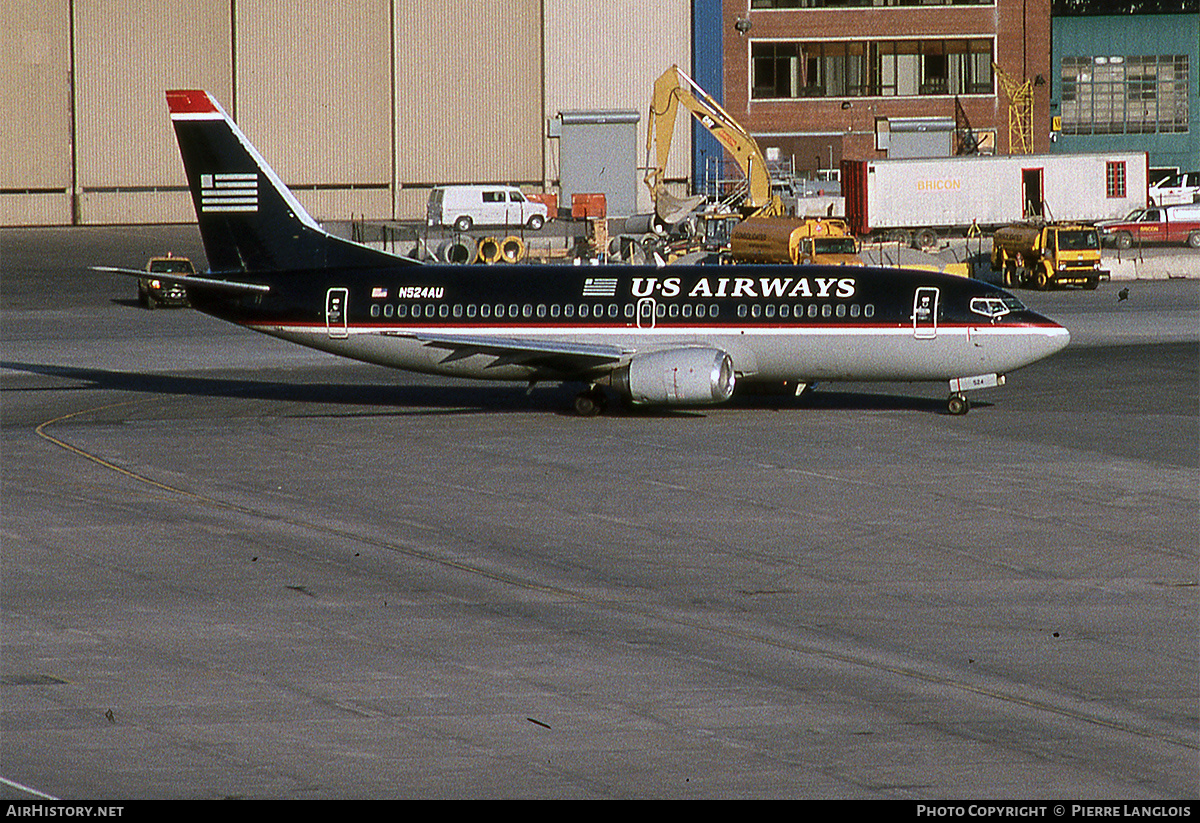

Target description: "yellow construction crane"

left=993, top=62, right=1034, bottom=154
left=645, top=64, right=784, bottom=222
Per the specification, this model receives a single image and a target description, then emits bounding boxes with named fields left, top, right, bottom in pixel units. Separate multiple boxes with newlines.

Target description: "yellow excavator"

left=645, top=64, right=785, bottom=224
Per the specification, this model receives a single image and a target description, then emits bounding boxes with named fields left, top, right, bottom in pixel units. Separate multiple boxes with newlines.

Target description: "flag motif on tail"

left=200, top=172, right=258, bottom=213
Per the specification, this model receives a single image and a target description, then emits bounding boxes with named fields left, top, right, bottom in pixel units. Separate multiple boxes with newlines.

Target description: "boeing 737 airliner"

left=100, top=90, right=1070, bottom=416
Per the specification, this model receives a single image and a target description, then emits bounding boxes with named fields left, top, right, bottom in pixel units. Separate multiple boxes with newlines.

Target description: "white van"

left=427, top=185, right=548, bottom=232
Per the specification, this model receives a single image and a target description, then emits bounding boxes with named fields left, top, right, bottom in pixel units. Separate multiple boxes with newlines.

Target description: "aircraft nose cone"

left=1031, top=313, right=1071, bottom=361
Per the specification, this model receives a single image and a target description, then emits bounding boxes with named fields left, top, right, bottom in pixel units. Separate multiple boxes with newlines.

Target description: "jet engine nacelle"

left=608, top=347, right=736, bottom=405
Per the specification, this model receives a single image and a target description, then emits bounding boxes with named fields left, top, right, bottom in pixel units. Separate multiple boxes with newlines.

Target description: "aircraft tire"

left=573, top=389, right=606, bottom=417
left=946, top=394, right=970, bottom=415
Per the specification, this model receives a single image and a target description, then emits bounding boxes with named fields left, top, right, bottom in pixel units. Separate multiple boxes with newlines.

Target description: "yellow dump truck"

left=991, top=222, right=1104, bottom=290
left=730, top=217, right=863, bottom=266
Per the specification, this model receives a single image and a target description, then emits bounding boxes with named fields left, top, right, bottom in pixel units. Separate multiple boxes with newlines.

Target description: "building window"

left=1106, top=161, right=1127, bottom=198
left=753, top=42, right=800, bottom=98
left=750, top=0, right=991, bottom=7
left=1061, top=55, right=1190, bottom=134
left=751, top=39, right=993, bottom=99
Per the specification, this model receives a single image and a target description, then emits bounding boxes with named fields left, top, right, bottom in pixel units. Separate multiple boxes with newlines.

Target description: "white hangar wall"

left=3, top=0, right=75, bottom=225
left=1, top=0, right=691, bottom=226
left=542, top=0, right=693, bottom=216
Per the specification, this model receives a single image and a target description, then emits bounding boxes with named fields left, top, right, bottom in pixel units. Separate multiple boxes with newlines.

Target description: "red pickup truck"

left=1097, top=204, right=1200, bottom=249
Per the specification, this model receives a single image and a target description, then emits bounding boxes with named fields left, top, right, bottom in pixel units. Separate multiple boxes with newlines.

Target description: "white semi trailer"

left=842, top=152, right=1148, bottom=248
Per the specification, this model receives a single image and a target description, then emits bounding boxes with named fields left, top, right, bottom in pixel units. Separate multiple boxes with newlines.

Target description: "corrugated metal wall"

left=2, top=0, right=72, bottom=225
left=543, top=0, right=693, bottom=215
left=1, top=1, right=691, bottom=225
left=393, top=0, right=543, bottom=218
left=237, top=0, right=393, bottom=221
left=74, top=0, right=232, bottom=224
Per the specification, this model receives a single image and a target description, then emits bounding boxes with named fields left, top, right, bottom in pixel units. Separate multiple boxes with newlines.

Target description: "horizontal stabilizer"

left=93, top=266, right=270, bottom=294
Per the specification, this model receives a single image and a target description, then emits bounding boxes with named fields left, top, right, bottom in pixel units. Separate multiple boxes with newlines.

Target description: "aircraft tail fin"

left=166, top=90, right=415, bottom=273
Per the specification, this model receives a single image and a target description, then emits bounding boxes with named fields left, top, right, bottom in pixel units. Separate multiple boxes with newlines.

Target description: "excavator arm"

left=646, top=64, right=783, bottom=219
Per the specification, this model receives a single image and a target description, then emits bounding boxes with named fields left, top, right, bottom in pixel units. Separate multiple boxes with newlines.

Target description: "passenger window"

left=765, top=305, right=775, bottom=318
left=579, top=305, right=588, bottom=318
left=396, top=305, right=407, bottom=318
left=383, top=304, right=394, bottom=318
left=550, top=304, right=560, bottom=317
left=836, top=304, right=845, bottom=318
left=696, top=304, right=705, bottom=318
left=537, top=304, right=546, bottom=318
left=510, top=304, right=519, bottom=317
left=822, top=305, right=832, bottom=318
left=751, top=305, right=761, bottom=318
left=370, top=305, right=380, bottom=318
left=865, top=304, right=875, bottom=318
left=522, top=304, right=532, bottom=318
left=453, top=304, right=463, bottom=318
left=439, top=305, right=449, bottom=318
left=737, top=305, right=747, bottom=318
left=609, top=304, right=619, bottom=318
left=564, top=304, right=574, bottom=318
left=495, top=305, right=504, bottom=318
left=467, top=304, right=477, bottom=318
left=850, top=304, right=860, bottom=318
left=709, top=305, right=718, bottom=318
left=808, top=304, right=818, bottom=318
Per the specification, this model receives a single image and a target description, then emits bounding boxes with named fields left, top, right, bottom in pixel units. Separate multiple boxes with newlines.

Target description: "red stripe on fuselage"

left=240, top=320, right=1065, bottom=332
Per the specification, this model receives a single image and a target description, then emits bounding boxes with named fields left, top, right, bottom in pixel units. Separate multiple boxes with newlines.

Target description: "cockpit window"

left=970, top=296, right=1012, bottom=319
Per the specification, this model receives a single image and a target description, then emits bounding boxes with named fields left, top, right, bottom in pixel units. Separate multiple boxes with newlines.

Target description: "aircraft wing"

left=93, top=266, right=271, bottom=294
left=384, top=330, right=630, bottom=376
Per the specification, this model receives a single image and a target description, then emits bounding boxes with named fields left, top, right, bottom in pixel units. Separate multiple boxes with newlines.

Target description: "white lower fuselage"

left=251, top=320, right=1070, bottom=385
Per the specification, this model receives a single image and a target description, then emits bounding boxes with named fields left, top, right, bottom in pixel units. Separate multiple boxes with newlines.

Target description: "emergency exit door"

left=326, top=288, right=349, bottom=339
left=913, top=287, right=938, bottom=339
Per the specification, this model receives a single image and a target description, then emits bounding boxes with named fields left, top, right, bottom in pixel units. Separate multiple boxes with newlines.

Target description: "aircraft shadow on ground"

left=3, top=361, right=966, bottom=417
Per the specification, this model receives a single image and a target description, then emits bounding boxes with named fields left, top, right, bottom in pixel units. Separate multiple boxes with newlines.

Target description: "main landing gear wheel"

left=573, top=388, right=607, bottom=417
left=946, top=393, right=971, bottom=415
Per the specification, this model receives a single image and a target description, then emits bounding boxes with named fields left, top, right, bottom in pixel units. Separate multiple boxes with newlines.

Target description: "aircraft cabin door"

left=326, top=287, right=349, bottom=339
left=636, top=297, right=657, bottom=330
left=912, top=287, right=938, bottom=339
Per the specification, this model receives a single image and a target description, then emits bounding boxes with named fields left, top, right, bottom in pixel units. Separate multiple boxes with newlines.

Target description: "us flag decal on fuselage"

left=582, top=277, right=618, bottom=297
left=200, top=172, right=258, bottom=213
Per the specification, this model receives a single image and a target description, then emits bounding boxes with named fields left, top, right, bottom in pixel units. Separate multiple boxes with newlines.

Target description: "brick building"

left=715, top=0, right=1052, bottom=183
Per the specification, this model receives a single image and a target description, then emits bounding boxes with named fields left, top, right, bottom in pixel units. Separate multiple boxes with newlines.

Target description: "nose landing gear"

left=946, top=392, right=971, bottom=415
